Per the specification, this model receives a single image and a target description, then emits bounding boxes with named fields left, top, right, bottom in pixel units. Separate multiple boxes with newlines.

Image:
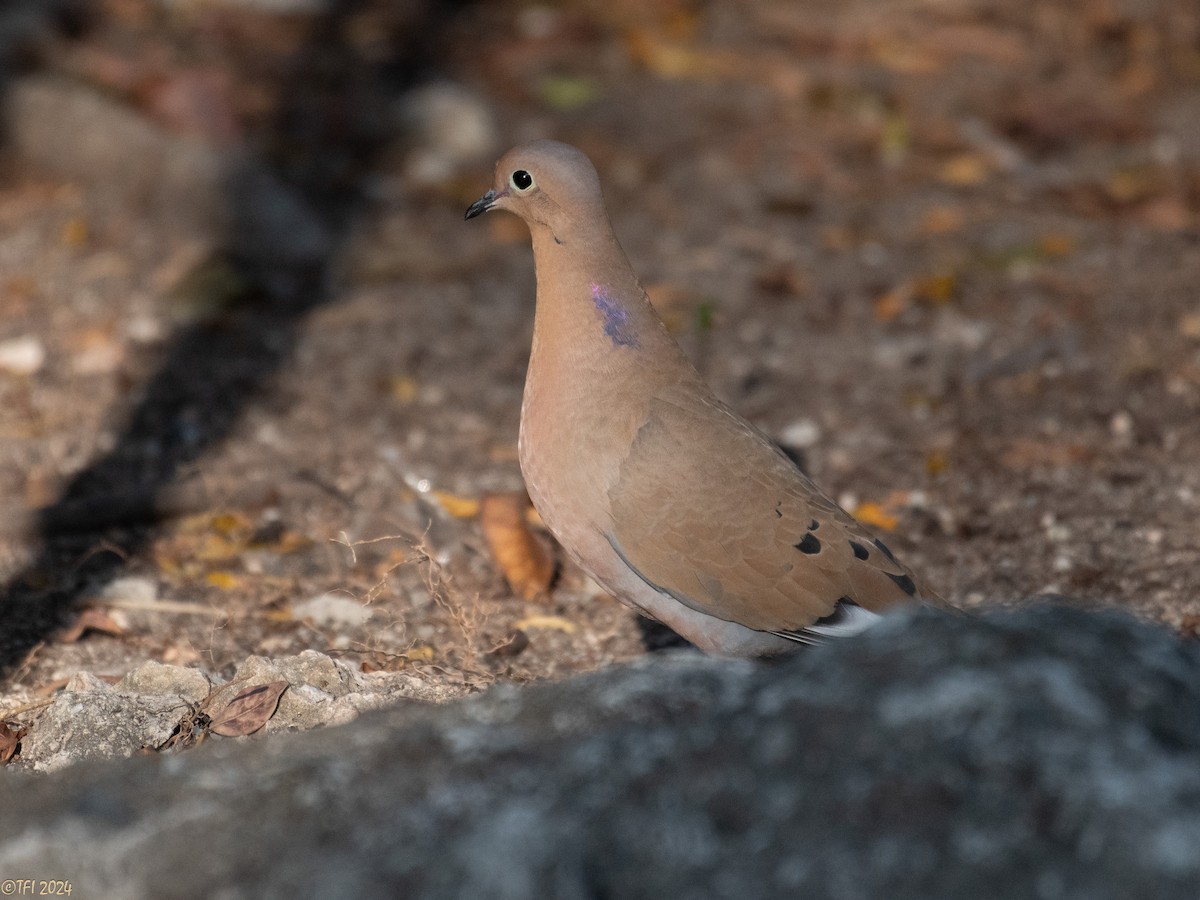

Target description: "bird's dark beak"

left=465, top=189, right=497, bottom=221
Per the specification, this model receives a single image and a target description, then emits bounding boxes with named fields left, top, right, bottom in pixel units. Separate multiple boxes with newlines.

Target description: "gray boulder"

left=2, top=604, right=1199, bottom=899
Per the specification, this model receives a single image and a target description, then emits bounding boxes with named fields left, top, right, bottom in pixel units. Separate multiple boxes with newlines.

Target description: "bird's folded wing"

left=607, top=392, right=921, bottom=633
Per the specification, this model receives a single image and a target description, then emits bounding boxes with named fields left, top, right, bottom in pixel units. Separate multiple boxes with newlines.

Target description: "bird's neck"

left=526, top=223, right=698, bottom=394
left=518, top=220, right=706, bottom=538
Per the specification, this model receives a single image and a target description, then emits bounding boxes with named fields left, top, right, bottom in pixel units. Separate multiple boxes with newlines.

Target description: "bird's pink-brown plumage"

left=467, top=140, right=936, bottom=656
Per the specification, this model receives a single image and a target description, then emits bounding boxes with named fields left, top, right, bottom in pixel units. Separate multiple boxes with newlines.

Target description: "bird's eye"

left=511, top=170, right=534, bottom=191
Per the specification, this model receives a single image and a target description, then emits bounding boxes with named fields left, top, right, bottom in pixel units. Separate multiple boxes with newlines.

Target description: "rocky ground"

left=0, top=0, right=1198, bottom=769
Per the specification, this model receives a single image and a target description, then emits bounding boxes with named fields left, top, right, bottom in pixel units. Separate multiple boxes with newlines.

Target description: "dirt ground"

left=1, top=0, right=1199, bottom=718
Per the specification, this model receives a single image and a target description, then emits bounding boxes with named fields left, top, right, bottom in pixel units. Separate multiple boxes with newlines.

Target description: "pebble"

left=292, top=593, right=375, bottom=628
left=0, top=334, right=45, bottom=375
left=780, top=418, right=822, bottom=449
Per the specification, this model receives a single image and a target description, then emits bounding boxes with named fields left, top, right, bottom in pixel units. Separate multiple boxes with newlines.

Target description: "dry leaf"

left=205, top=570, right=241, bottom=590
left=57, top=607, right=127, bottom=643
left=432, top=490, right=480, bottom=519
left=211, top=512, right=251, bottom=536
left=925, top=451, right=949, bottom=476
left=208, top=681, right=287, bottom=737
left=1001, top=439, right=1093, bottom=470
left=1135, top=197, right=1193, bottom=232
left=1037, top=233, right=1076, bottom=258
left=403, top=645, right=435, bottom=663
left=0, top=721, right=25, bottom=764
left=488, top=629, right=530, bottom=658
left=1104, top=166, right=1160, bottom=205
left=874, top=285, right=912, bottom=323
left=914, top=272, right=957, bottom=306
left=61, top=216, right=89, bottom=247
left=852, top=502, right=899, bottom=532
left=389, top=375, right=418, bottom=404
left=919, top=205, right=965, bottom=236
left=939, top=154, right=990, bottom=187
left=756, top=263, right=809, bottom=298
left=480, top=493, right=555, bottom=600
left=1178, top=311, right=1200, bottom=341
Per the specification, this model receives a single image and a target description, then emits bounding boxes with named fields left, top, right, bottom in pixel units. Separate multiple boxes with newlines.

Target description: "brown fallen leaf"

left=1178, top=311, right=1200, bottom=341
left=208, top=681, right=287, bottom=737
left=205, top=570, right=241, bottom=590
left=925, top=451, right=949, bottom=477
left=873, top=284, right=912, bottom=323
left=919, top=205, right=965, bottom=236
left=480, top=492, right=555, bottom=601
left=432, top=490, right=480, bottom=519
left=56, top=607, right=127, bottom=643
left=488, top=629, right=530, bottom=658
left=914, top=272, right=957, bottom=306
left=938, top=153, right=991, bottom=187
left=1001, top=439, right=1093, bottom=470
left=852, top=501, right=899, bottom=532
left=0, top=721, right=25, bottom=764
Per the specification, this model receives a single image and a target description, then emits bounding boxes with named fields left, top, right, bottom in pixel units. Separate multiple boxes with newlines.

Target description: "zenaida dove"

left=467, top=140, right=937, bottom=656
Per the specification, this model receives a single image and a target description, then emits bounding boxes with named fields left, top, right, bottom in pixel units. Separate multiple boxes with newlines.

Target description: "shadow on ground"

left=0, top=0, right=469, bottom=674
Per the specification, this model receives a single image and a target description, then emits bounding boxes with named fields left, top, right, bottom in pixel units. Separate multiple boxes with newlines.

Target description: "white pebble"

left=780, top=418, right=821, bottom=449
left=1110, top=410, right=1134, bottom=438
left=0, top=335, right=45, bottom=375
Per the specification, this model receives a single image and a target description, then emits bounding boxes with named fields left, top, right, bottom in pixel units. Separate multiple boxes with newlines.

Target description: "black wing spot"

left=874, top=538, right=898, bottom=564
left=849, top=540, right=869, bottom=561
left=794, top=533, right=821, bottom=554
left=886, top=572, right=917, bottom=596
left=809, top=519, right=820, bottom=531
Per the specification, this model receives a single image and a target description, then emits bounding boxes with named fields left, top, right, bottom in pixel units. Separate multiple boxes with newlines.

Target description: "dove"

left=466, top=140, right=937, bottom=656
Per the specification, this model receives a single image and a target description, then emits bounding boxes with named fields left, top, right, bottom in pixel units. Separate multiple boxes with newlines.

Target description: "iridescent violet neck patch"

left=590, top=282, right=639, bottom=348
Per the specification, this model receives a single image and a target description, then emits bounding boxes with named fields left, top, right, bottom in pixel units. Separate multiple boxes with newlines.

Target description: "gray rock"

left=116, top=660, right=211, bottom=704
left=291, top=592, right=376, bottom=629
left=3, top=605, right=1200, bottom=899
left=17, top=682, right=193, bottom=773
left=13, top=651, right=462, bottom=770
left=5, top=75, right=330, bottom=273
left=395, top=81, right=498, bottom=187
left=0, top=2, right=79, bottom=71
left=225, top=650, right=458, bottom=732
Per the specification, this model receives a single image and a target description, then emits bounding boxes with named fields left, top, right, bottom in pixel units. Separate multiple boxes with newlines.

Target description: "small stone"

left=98, top=575, right=158, bottom=605
left=117, top=661, right=210, bottom=704
left=397, top=82, right=497, bottom=186
left=780, top=418, right=822, bottom=449
left=1046, top=524, right=1071, bottom=543
left=65, top=671, right=111, bottom=693
left=292, top=593, right=375, bottom=629
left=125, top=314, right=166, bottom=345
left=0, top=335, right=45, bottom=375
